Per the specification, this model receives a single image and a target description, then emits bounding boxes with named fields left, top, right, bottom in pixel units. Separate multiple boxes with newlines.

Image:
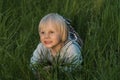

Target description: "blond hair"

left=38, top=13, right=68, bottom=42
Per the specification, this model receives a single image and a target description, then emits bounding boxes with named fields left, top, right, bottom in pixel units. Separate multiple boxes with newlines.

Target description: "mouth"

left=44, top=41, right=52, bottom=44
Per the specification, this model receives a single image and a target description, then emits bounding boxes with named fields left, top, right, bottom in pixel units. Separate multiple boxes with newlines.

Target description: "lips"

left=44, top=41, right=52, bottom=44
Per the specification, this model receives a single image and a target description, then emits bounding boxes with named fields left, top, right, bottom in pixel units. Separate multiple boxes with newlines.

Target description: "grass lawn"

left=0, top=0, right=119, bottom=80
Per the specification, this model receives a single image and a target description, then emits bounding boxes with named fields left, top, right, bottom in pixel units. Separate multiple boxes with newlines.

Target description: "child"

left=30, top=13, right=83, bottom=79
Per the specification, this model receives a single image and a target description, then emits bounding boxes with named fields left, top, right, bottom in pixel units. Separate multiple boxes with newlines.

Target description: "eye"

left=40, top=31, right=45, bottom=34
left=50, top=31, right=54, bottom=34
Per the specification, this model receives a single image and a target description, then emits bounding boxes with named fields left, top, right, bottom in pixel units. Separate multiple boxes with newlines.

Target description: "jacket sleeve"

left=61, top=42, right=83, bottom=72
left=30, top=43, right=43, bottom=65
left=67, top=43, right=83, bottom=64
left=30, top=48, right=40, bottom=65
left=30, top=43, right=46, bottom=73
left=30, top=43, right=50, bottom=65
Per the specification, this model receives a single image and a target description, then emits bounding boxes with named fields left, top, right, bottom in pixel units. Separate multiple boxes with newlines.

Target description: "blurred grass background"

left=0, top=0, right=119, bottom=80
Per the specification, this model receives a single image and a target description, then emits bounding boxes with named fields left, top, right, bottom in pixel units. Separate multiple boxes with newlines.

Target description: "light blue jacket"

left=30, top=40, right=82, bottom=71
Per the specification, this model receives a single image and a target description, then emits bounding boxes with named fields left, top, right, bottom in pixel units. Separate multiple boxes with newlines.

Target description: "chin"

left=44, top=45, right=53, bottom=48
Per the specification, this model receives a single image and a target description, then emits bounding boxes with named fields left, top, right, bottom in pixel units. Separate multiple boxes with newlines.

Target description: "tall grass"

left=0, top=0, right=119, bottom=80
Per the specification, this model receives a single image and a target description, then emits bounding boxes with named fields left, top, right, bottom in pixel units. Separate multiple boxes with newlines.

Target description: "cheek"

left=40, top=36, right=43, bottom=41
left=55, top=35, right=62, bottom=41
left=57, top=34, right=62, bottom=40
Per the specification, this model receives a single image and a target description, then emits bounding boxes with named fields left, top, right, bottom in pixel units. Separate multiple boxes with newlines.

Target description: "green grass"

left=0, top=0, right=119, bottom=80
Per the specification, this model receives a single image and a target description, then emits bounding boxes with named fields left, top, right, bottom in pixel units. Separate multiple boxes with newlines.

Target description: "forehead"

left=40, top=20, right=59, bottom=31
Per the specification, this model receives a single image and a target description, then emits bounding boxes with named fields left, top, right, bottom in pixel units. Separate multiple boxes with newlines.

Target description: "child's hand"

left=43, top=66, right=52, bottom=71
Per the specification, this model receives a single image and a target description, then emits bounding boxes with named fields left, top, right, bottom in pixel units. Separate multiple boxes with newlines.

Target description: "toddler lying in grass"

left=30, top=13, right=83, bottom=79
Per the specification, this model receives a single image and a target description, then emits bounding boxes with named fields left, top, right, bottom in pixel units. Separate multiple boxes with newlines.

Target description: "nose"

left=44, top=33, right=50, bottom=38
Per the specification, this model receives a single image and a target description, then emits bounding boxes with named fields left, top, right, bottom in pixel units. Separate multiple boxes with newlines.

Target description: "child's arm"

left=61, top=42, right=83, bottom=71
left=30, top=43, right=46, bottom=79
left=30, top=43, right=44, bottom=66
left=67, top=43, right=82, bottom=64
left=30, top=43, right=48, bottom=65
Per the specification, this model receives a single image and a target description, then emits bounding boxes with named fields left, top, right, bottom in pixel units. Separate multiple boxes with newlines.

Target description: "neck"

left=50, top=42, right=64, bottom=57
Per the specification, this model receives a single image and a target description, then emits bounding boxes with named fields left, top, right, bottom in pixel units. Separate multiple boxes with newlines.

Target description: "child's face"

left=39, top=21, right=63, bottom=50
